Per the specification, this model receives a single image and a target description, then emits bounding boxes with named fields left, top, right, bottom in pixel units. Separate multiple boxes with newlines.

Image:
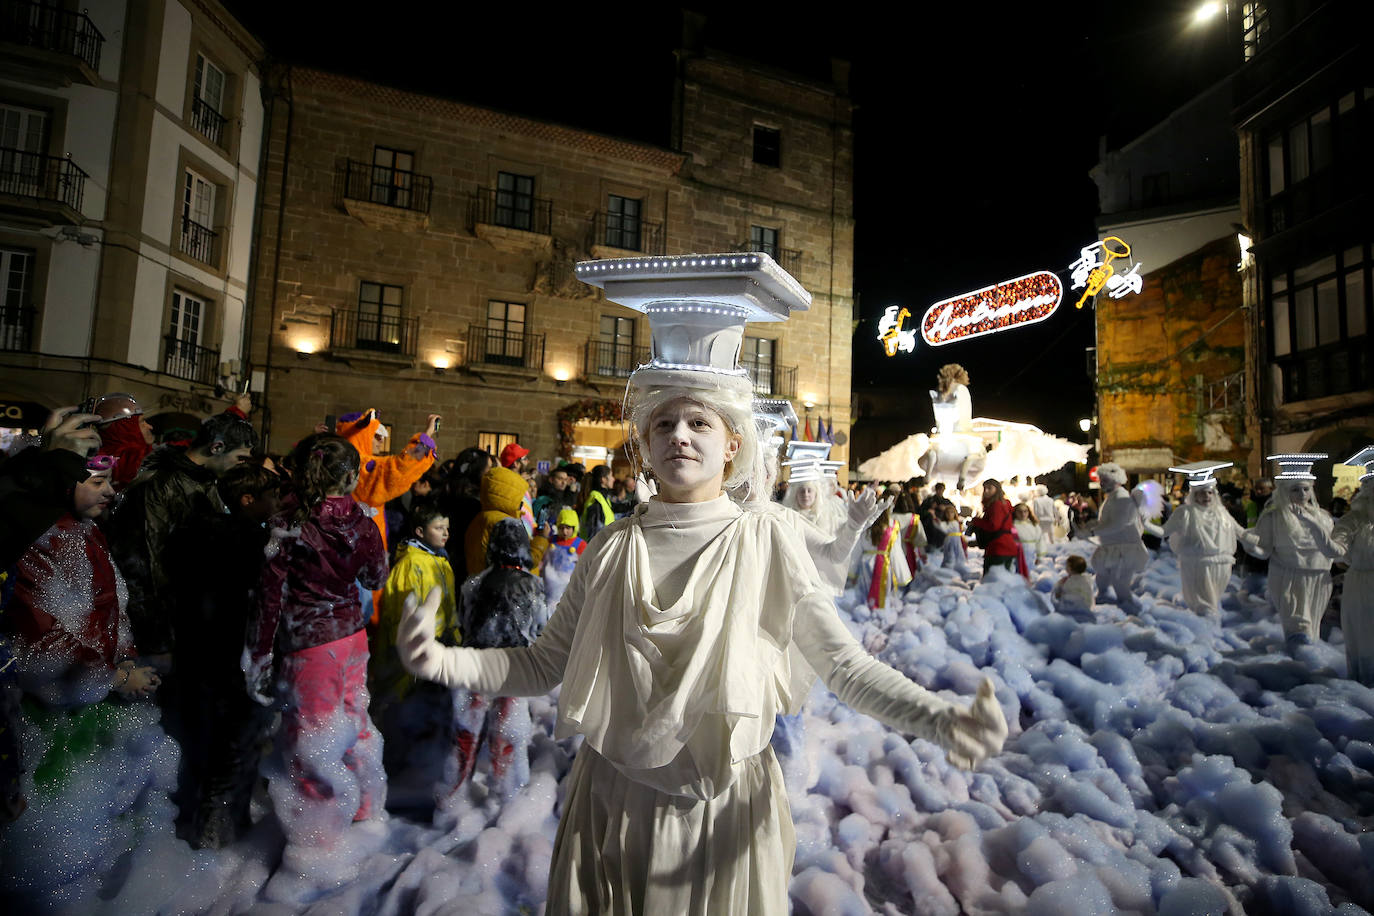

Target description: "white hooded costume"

left=1032, top=485, right=1056, bottom=544
left=396, top=254, right=1006, bottom=916
left=1161, top=479, right=1252, bottom=615
left=1254, top=460, right=1343, bottom=642
left=1090, top=463, right=1148, bottom=610
left=1334, top=479, right=1374, bottom=683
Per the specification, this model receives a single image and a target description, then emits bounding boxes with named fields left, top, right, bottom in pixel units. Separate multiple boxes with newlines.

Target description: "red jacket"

left=971, top=497, right=1018, bottom=557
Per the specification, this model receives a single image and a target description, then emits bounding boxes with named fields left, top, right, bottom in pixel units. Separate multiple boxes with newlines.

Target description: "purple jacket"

left=245, top=496, right=388, bottom=688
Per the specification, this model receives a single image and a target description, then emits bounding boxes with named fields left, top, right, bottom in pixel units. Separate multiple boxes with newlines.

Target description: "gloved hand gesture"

left=397, top=585, right=445, bottom=682
left=934, top=678, right=1008, bottom=770
left=846, top=488, right=893, bottom=530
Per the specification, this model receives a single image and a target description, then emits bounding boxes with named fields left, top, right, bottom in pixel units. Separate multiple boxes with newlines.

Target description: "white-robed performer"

left=1032, top=485, right=1056, bottom=545
left=1334, top=448, right=1374, bottom=684
left=747, top=401, right=890, bottom=596
left=1160, top=461, right=1264, bottom=616
left=1088, top=462, right=1149, bottom=612
left=396, top=255, right=1007, bottom=916
left=1254, top=454, right=1345, bottom=645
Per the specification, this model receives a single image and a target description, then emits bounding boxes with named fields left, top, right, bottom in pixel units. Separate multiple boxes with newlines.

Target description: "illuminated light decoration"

left=1070, top=236, right=1143, bottom=308
left=1266, top=452, right=1327, bottom=481
left=1168, top=460, right=1233, bottom=490
left=1345, top=446, right=1374, bottom=483
left=919, top=271, right=1063, bottom=348
left=877, top=305, right=916, bottom=356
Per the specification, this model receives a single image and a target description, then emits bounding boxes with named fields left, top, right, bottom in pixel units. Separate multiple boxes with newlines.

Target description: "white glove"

left=397, top=585, right=446, bottom=683
left=933, top=679, right=1008, bottom=770
left=846, top=488, right=893, bottom=530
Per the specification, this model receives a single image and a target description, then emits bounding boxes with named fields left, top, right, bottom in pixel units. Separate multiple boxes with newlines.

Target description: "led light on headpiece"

left=1167, top=460, right=1232, bottom=490
left=785, top=440, right=832, bottom=463
left=1267, top=453, right=1326, bottom=481
left=1344, top=446, right=1374, bottom=483
left=752, top=398, right=798, bottom=436
left=577, top=252, right=810, bottom=395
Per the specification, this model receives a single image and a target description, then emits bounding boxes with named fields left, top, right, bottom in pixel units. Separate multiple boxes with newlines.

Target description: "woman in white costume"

left=1333, top=449, right=1374, bottom=683
left=1161, top=462, right=1264, bottom=616
left=1089, top=463, right=1148, bottom=612
left=1254, top=456, right=1344, bottom=645
left=395, top=256, right=1006, bottom=915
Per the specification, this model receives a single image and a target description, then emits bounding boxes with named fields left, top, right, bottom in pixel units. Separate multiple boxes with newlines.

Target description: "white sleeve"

left=791, top=590, right=954, bottom=740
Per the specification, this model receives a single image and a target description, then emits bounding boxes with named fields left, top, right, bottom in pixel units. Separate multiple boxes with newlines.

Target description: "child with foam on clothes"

left=1053, top=554, right=1095, bottom=614
left=243, top=433, right=390, bottom=860
left=1, top=455, right=173, bottom=908
left=541, top=506, right=587, bottom=613
left=396, top=255, right=1007, bottom=916
left=852, top=507, right=911, bottom=609
left=443, top=518, right=546, bottom=805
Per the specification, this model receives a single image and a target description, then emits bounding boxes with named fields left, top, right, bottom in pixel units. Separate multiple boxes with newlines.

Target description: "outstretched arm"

left=791, top=590, right=1007, bottom=769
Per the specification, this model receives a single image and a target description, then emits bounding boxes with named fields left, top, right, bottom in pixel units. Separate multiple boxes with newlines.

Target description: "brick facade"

left=249, top=54, right=854, bottom=471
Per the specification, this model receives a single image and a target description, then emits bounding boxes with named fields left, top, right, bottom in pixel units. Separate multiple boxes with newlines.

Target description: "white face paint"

left=795, top=482, right=817, bottom=510
left=1100, top=474, right=1119, bottom=493
left=1284, top=480, right=1315, bottom=507
left=646, top=397, right=739, bottom=503
left=1193, top=487, right=1214, bottom=507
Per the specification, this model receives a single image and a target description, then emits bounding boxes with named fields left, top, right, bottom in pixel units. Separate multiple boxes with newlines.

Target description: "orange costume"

left=336, top=410, right=436, bottom=618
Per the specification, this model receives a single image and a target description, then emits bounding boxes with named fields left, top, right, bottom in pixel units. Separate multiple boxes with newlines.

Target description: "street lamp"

left=1193, top=1, right=1222, bottom=23
left=1079, top=418, right=1092, bottom=433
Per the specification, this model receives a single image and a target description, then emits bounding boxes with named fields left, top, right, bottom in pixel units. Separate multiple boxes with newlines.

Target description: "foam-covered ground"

left=19, top=541, right=1374, bottom=915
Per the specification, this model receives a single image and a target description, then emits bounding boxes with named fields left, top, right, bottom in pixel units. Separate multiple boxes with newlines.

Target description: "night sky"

left=225, top=2, right=1235, bottom=443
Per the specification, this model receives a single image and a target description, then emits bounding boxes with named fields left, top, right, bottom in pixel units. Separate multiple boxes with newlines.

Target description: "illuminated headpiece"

left=1344, top=446, right=1374, bottom=484
left=784, top=440, right=842, bottom=483
left=753, top=398, right=798, bottom=457
left=1167, top=460, right=1232, bottom=491
left=1267, top=453, right=1326, bottom=481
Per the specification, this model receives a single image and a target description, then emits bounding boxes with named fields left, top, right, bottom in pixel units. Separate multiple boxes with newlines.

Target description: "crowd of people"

left=2, top=385, right=1368, bottom=911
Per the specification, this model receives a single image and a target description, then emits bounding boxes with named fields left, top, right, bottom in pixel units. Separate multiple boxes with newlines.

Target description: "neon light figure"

left=878, top=305, right=916, bottom=356
left=1070, top=236, right=1140, bottom=308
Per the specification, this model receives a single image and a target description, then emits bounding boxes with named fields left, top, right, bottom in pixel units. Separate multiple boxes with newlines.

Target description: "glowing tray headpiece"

left=1267, top=453, right=1327, bottom=481
left=1167, top=460, right=1233, bottom=490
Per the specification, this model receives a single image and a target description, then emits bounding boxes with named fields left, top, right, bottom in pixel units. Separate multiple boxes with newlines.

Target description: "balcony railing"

left=0, top=148, right=86, bottom=212
left=742, top=360, right=797, bottom=398
left=1277, top=340, right=1370, bottom=404
left=0, top=302, right=35, bottom=351
left=0, top=0, right=104, bottom=71
left=163, top=335, right=220, bottom=384
left=190, top=96, right=226, bottom=147
left=736, top=242, right=801, bottom=276
left=591, top=211, right=664, bottom=254
left=585, top=339, right=649, bottom=379
left=179, top=216, right=218, bottom=266
left=329, top=308, right=419, bottom=357
left=468, top=324, right=545, bottom=371
left=341, top=159, right=432, bottom=214
left=469, top=187, right=552, bottom=235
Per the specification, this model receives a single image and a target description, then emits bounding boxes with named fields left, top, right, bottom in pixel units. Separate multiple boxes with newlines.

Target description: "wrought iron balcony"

left=0, top=302, right=35, bottom=351
left=469, top=187, right=552, bottom=235
left=0, top=0, right=104, bottom=72
left=163, top=334, right=220, bottom=384
left=341, top=159, right=432, bottom=214
left=736, top=242, right=801, bottom=276
left=591, top=211, right=664, bottom=254
left=0, top=147, right=86, bottom=213
left=468, top=324, right=545, bottom=371
left=742, top=360, right=797, bottom=399
left=179, top=216, right=218, bottom=266
left=584, top=339, right=649, bottom=379
left=329, top=308, right=419, bottom=357
left=190, top=96, right=226, bottom=147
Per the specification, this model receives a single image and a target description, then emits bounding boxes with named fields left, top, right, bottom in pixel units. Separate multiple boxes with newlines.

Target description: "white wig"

left=626, top=384, right=763, bottom=502
left=1098, top=463, right=1128, bottom=487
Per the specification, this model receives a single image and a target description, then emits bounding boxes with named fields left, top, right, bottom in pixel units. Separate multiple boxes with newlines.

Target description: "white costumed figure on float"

left=396, top=254, right=1007, bottom=915
left=1160, top=461, right=1264, bottom=616
left=1334, top=448, right=1374, bottom=684
left=1088, top=462, right=1149, bottom=612
left=1032, top=485, right=1056, bottom=544
left=919, top=364, right=987, bottom=492
left=1254, top=454, right=1345, bottom=646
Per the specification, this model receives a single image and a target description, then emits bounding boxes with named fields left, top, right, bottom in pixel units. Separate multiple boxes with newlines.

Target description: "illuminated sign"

left=919, top=270, right=1063, bottom=348
left=878, top=305, right=916, bottom=356
left=1070, top=237, right=1142, bottom=308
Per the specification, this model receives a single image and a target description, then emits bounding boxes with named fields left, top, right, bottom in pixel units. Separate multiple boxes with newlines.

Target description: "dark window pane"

left=753, top=126, right=781, bottom=167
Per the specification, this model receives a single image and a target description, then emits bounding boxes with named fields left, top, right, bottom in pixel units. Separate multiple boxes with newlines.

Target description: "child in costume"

left=1012, top=502, right=1042, bottom=578
left=372, top=500, right=458, bottom=724
left=1053, top=554, right=1095, bottom=614
left=244, top=433, right=390, bottom=852
left=936, top=503, right=969, bottom=572
left=397, top=255, right=1006, bottom=916
left=445, top=518, right=545, bottom=803
left=541, top=507, right=587, bottom=613
left=853, top=507, right=912, bottom=609
left=1, top=455, right=169, bottom=906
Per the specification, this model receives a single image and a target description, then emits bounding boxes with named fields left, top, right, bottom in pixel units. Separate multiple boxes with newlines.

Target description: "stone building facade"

left=0, top=0, right=263, bottom=439
left=248, top=50, right=854, bottom=470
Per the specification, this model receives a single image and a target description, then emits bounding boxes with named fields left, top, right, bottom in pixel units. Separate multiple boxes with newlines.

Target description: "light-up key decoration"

left=918, top=270, right=1063, bottom=348
left=1070, top=236, right=1143, bottom=308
